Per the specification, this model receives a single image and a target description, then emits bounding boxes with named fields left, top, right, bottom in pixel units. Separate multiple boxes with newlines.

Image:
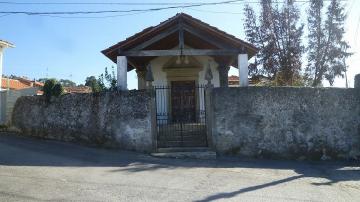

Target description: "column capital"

left=217, top=63, right=230, bottom=88
left=217, top=64, right=230, bottom=72
left=136, top=69, right=146, bottom=90
left=136, top=69, right=146, bottom=77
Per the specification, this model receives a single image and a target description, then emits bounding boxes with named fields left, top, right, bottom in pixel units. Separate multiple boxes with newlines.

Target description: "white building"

left=0, top=39, right=15, bottom=91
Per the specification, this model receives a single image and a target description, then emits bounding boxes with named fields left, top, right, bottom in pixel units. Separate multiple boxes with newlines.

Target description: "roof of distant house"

left=228, top=75, right=239, bottom=82
left=1, top=77, right=43, bottom=90
left=64, top=86, right=92, bottom=94
left=228, top=75, right=272, bottom=86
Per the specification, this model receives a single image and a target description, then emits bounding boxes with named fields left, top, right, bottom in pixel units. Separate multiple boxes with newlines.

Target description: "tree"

left=104, top=66, right=117, bottom=91
left=85, top=67, right=117, bottom=93
left=306, top=0, right=351, bottom=86
left=85, top=76, right=103, bottom=93
left=59, top=79, right=76, bottom=87
left=275, top=0, right=304, bottom=85
left=244, top=0, right=304, bottom=86
left=43, top=79, right=64, bottom=101
left=244, top=1, right=278, bottom=78
left=52, top=83, right=64, bottom=96
left=43, top=79, right=57, bottom=101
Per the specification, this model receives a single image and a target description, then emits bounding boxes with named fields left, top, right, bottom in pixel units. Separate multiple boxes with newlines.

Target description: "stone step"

left=158, top=136, right=207, bottom=141
left=158, top=132, right=206, bottom=137
left=151, top=151, right=216, bottom=160
left=157, top=147, right=211, bottom=152
left=157, top=141, right=207, bottom=148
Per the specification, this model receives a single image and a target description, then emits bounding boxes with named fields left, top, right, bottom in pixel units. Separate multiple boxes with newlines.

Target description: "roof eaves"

left=180, top=13, right=258, bottom=52
left=0, top=40, right=15, bottom=48
left=101, top=12, right=259, bottom=60
left=101, top=13, right=182, bottom=56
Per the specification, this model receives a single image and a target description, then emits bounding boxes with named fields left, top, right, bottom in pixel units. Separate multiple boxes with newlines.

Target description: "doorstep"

left=151, top=147, right=216, bottom=160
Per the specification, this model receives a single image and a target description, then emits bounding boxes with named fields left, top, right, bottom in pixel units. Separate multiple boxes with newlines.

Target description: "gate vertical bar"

left=180, top=85, right=184, bottom=147
left=155, top=84, right=208, bottom=148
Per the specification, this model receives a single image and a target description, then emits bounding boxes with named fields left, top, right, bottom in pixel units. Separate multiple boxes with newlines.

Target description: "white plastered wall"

left=148, top=54, right=220, bottom=123
left=150, top=55, right=220, bottom=87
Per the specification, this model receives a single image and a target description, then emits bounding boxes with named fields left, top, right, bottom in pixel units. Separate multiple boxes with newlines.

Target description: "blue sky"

left=0, top=0, right=359, bottom=89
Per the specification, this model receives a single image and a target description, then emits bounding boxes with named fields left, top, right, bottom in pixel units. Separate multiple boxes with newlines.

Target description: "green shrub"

left=0, top=124, right=8, bottom=130
left=84, top=66, right=117, bottom=93
left=43, top=79, right=57, bottom=101
left=42, top=79, right=64, bottom=101
left=52, top=83, right=64, bottom=97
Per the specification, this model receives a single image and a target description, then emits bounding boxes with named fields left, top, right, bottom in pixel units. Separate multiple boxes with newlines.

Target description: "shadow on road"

left=1, top=133, right=359, bottom=201
left=195, top=175, right=305, bottom=202
left=195, top=164, right=360, bottom=202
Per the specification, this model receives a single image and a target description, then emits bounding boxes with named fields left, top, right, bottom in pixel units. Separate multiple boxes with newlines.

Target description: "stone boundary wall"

left=11, top=91, right=154, bottom=152
left=211, top=87, right=360, bottom=160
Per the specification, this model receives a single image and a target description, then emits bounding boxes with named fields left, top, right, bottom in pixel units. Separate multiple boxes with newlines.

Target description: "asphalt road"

left=0, top=133, right=359, bottom=202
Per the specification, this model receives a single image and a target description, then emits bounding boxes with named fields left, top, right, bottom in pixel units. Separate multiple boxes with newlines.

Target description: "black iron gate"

left=155, top=82, right=207, bottom=148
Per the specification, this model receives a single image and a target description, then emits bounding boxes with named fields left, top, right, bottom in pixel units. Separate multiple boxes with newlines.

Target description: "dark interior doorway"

left=171, top=81, right=196, bottom=123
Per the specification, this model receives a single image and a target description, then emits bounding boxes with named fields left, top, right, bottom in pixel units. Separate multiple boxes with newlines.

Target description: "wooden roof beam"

left=179, top=24, right=184, bottom=51
left=127, top=25, right=179, bottom=51
left=182, top=24, right=233, bottom=50
left=118, top=49, right=241, bottom=57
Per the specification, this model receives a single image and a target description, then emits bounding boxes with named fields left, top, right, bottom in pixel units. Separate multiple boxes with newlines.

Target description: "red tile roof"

left=64, top=86, right=92, bottom=94
left=228, top=75, right=272, bottom=86
left=1, top=77, right=44, bottom=90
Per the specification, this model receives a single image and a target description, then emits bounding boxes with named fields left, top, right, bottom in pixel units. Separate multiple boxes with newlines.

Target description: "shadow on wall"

left=0, top=133, right=359, bottom=202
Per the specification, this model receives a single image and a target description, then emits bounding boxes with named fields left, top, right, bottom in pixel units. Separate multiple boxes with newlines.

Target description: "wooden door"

left=171, top=81, right=196, bottom=123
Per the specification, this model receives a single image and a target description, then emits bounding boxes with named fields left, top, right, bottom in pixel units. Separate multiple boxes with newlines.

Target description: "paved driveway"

left=0, top=133, right=359, bottom=202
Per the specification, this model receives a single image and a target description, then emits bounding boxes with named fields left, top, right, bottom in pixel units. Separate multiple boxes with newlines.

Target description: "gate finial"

left=146, top=63, right=154, bottom=89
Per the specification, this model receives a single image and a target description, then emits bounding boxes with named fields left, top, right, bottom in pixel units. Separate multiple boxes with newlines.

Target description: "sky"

left=0, top=0, right=359, bottom=90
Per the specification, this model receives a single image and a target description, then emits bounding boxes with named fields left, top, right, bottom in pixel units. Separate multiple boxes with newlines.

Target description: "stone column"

left=116, top=56, right=127, bottom=91
left=136, top=70, right=146, bottom=90
left=0, top=46, right=5, bottom=91
left=205, top=66, right=214, bottom=149
left=0, top=47, right=3, bottom=124
left=355, top=74, right=360, bottom=89
left=218, top=63, right=230, bottom=87
left=238, top=54, right=249, bottom=87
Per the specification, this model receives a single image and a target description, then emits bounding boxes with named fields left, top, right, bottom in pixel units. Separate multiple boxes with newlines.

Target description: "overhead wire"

left=0, top=0, right=346, bottom=5
left=0, top=0, right=243, bottom=15
left=0, top=0, right=351, bottom=19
